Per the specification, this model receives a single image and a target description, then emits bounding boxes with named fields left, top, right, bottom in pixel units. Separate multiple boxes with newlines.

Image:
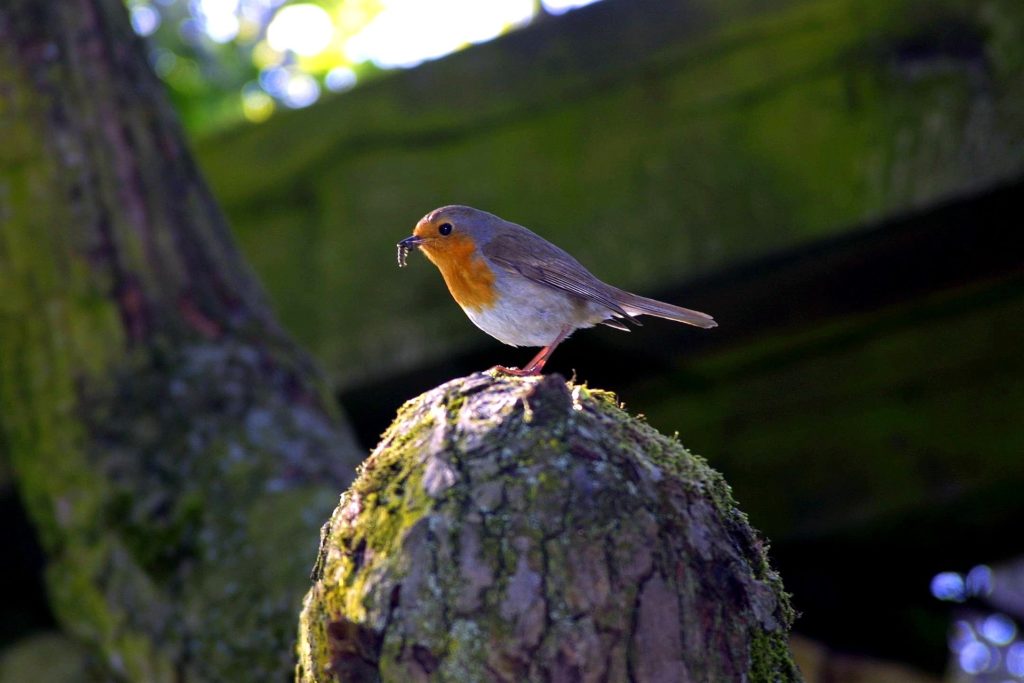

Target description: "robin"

left=398, top=205, right=716, bottom=376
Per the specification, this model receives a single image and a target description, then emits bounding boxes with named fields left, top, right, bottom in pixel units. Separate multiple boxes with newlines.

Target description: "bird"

left=397, top=205, right=717, bottom=376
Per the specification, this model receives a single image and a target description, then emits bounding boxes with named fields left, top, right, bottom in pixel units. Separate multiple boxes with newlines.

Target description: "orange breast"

left=422, top=235, right=497, bottom=311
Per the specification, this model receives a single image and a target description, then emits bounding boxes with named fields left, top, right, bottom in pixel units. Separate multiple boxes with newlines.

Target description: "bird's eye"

left=438, top=222, right=453, bottom=236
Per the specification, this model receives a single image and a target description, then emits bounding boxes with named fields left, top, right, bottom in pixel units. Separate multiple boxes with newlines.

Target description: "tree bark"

left=0, top=1, right=362, bottom=680
left=298, top=373, right=799, bottom=682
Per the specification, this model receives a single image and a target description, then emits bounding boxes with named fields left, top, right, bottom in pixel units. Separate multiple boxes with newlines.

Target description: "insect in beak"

left=397, top=235, right=425, bottom=268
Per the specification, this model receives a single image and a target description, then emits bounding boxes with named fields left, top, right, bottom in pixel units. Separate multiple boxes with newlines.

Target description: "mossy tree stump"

left=298, top=373, right=798, bottom=682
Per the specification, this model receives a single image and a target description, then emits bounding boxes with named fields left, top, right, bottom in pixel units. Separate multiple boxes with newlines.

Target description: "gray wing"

left=481, top=231, right=640, bottom=324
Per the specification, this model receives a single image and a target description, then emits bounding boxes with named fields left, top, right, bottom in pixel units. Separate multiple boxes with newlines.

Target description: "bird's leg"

left=496, top=326, right=572, bottom=376
left=495, top=348, right=549, bottom=377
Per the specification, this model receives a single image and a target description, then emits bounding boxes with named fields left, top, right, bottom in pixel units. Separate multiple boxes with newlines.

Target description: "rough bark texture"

left=0, top=1, right=362, bottom=680
left=298, top=373, right=797, bottom=682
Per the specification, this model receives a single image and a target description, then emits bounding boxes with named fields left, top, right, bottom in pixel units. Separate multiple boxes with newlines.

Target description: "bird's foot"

left=493, top=364, right=542, bottom=377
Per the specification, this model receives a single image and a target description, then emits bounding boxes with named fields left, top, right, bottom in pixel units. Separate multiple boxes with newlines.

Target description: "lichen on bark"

left=298, top=372, right=799, bottom=682
left=0, top=2, right=363, bottom=679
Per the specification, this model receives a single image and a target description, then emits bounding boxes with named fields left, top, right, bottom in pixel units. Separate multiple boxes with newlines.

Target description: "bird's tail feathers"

left=614, top=290, right=717, bottom=329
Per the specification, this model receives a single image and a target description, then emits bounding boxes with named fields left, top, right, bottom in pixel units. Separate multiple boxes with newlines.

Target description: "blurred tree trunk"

left=0, top=1, right=362, bottom=680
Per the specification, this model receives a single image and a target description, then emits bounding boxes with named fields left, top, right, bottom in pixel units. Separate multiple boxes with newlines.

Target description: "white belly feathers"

left=461, top=276, right=605, bottom=347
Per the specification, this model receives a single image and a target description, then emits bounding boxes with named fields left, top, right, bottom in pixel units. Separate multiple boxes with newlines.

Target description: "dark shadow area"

left=0, top=492, right=56, bottom=647
left=774, top=477, right=1024, bottom=672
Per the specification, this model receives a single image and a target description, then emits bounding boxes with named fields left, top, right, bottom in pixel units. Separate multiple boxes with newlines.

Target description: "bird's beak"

left=397, top=234, right=425, bottom=268
left=398, top=235, right=425, bottom=248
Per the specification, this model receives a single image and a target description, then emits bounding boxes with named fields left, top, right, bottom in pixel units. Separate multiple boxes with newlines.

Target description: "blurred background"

left=4, top=0, right=1024, bottom=680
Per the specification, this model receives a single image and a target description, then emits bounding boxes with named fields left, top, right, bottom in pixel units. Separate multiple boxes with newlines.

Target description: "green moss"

left=437, top=620, right=487, bottom=682
left=2, top=7, right=366, bottom=679
left=3, top=323, right=357, bottom=681
left=299, top=373, right=797, bottom=681
left=749, top=628, right=803, bottom=682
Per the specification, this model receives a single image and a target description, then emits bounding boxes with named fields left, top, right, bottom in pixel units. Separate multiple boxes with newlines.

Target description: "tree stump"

left=298, top=373, right=799, bottom=682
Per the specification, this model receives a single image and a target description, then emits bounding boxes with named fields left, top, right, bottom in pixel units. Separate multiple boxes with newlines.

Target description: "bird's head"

left=398, top=205, right=501, bottom=269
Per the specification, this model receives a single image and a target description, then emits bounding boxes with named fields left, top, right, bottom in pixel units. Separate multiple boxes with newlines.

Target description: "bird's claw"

left=493, top=364, right=541, bottom=377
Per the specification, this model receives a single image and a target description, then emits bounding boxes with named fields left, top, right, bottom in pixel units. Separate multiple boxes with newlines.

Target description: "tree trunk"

left=0, top=2, right=362, bottom=680
left=298, top=373, right=799, bottom=682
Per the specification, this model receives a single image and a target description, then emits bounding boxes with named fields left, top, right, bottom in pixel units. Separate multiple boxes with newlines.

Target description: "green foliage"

left=128, top=0, right=384, bottom=133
